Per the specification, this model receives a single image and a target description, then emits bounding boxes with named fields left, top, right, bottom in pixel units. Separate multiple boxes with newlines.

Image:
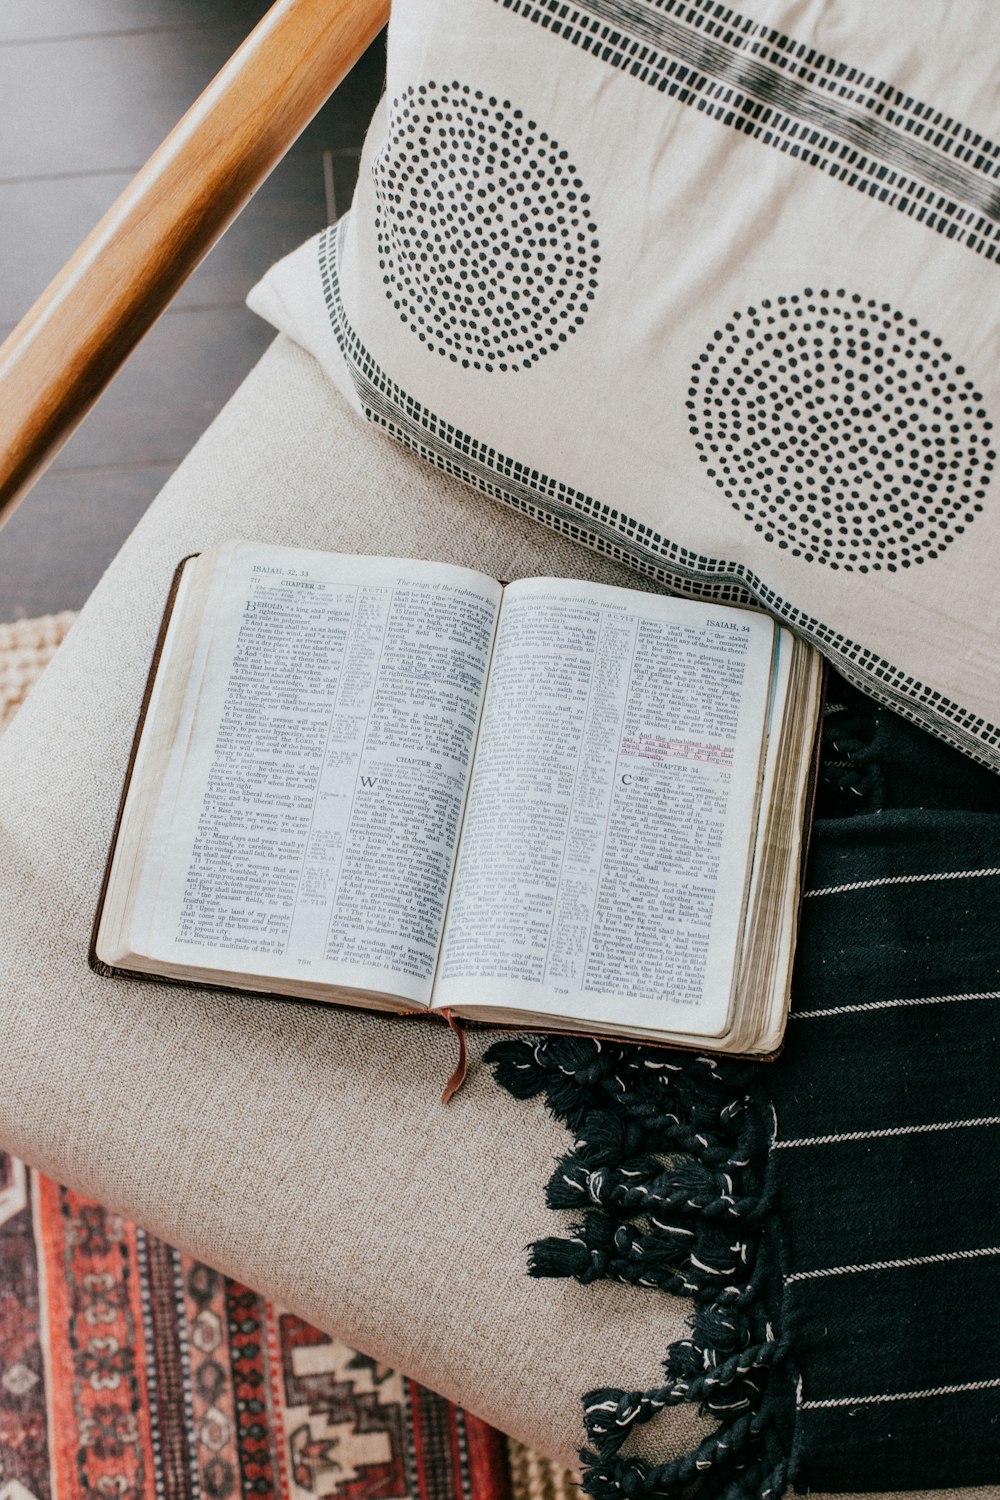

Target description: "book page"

left=433, top=578, right=775, bottom=1036
left=133, top=543, right=501, bottom=1005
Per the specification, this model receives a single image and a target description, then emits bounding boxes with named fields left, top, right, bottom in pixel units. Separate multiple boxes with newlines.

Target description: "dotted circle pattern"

left=687, top=290, right=995, bottom=571
left=372, top=81, right=600, bottom=372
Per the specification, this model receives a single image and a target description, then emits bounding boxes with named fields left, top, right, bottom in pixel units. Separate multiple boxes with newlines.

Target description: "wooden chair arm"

left=0, top=0, right=389, bottom=528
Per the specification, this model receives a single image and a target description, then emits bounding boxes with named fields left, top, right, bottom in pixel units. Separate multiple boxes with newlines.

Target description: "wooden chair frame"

left=0, top=0, right=389, bottom=528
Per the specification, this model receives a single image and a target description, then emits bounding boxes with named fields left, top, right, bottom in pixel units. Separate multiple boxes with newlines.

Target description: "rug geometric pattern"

left=0, top=1160, right=512, bottom=1500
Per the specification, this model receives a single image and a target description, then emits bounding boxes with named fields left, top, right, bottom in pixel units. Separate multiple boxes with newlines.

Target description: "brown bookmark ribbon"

left=440, top=1009, right=469, bottom=1104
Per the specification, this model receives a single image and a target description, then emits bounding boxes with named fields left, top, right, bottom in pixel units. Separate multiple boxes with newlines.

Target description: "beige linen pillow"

left=250, top=0, right=1000, bottom=767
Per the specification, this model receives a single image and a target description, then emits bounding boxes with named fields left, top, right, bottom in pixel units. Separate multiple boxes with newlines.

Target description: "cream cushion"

left=0, top=334, right=996, bottom=1498
left=0, top=335, right=701, bottom=1468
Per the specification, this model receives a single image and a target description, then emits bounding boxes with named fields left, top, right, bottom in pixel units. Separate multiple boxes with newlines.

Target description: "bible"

left=92, top=541, right=823, bottom=1057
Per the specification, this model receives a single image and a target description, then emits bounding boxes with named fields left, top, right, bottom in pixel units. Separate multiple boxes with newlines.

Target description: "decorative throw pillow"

left=249, top=0, right=1000, bottom=767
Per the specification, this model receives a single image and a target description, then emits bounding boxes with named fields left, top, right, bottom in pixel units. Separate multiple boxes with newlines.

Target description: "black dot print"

left=372, top=81, right=600, bottom=372
left=687, top=290, right=995, bottom=571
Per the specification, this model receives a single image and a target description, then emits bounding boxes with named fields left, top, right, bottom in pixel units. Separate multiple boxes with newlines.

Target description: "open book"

left=93, top=542, right=823, bottom=1057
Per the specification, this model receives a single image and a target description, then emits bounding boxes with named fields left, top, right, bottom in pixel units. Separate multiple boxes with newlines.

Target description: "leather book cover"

left=88, top=554, right=199, bottom=977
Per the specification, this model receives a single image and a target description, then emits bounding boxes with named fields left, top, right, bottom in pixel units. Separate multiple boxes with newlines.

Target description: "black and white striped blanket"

left=491, top=673, right=1000, bottom=1495
left=772, top=684, right=1000, bottom=1489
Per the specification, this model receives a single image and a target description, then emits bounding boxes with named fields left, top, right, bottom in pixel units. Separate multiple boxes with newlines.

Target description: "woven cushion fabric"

left=249, top=0, right=1000, bottom=768
left=1, top=338, right=997, bottom=1500
left=0, top=336, right=705, bottom=1470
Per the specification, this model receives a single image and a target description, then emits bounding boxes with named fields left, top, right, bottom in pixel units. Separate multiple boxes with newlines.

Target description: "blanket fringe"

left=487, top=1036, right=796, bottom=1500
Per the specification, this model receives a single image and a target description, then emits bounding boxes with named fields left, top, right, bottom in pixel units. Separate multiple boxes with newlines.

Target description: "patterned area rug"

left=0, top=614, right=580, bottom=1500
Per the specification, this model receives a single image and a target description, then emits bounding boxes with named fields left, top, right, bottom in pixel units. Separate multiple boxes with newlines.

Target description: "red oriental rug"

left=0, top=1156, right=510, bottom=1500
left=0, top=615, right=578, bottom=1500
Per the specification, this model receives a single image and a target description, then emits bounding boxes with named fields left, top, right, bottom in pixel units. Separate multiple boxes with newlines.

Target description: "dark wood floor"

left=0, top=1, right=385, bottom=619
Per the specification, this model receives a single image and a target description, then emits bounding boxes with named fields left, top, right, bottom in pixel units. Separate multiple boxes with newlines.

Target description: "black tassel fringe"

left=486, top=1035, right=797, bottom=1500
